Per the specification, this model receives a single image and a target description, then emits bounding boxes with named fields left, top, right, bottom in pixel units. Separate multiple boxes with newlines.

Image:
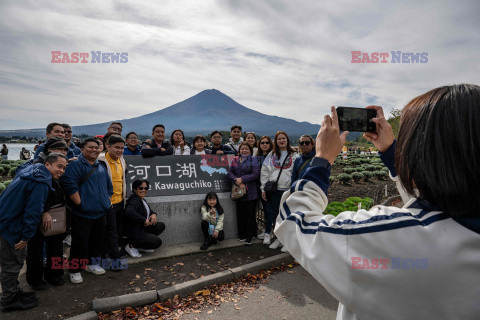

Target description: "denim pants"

left=0, top=236, right=26, bottom=303
left=264, top=190, right=285, bottom=234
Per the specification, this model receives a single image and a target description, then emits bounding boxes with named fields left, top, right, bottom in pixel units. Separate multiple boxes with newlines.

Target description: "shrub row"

left=324, top=197, right=374, bottom=216
left=333, top=171, right=388, bottom=184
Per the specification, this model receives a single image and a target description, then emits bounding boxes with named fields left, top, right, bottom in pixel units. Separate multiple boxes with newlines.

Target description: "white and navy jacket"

left=275, top=142, right=480, bottom=320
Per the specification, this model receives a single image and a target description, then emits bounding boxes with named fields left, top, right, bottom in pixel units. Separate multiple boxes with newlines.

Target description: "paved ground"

left=1, top=240, right=280, bottom=319
left=182, top=265, right=338, bottom=320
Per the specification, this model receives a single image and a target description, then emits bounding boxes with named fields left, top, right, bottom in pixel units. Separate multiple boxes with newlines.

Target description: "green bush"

left=337, top=173, right=352, bottom=184
left=0, top=183, right=5, bottom=193
left=362, top=171, right=373, bottom=181
left=351, top=172, right=364, bottom=182
left=364, top=164, right=376, bottom=171
left=329, top=176, right=336, bottom=184
left=375, top=171, right=388, bottom=180
left=8, top=167, right=17, bottom=176
left=351, top=159, right=362, bottom=165
left=4, top=180, right=12, bottom=187
left=342, top=167, right=355, bottom=174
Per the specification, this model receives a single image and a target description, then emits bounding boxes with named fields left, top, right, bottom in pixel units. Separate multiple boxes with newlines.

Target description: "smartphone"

left=336, top=107, right=377, bottom=133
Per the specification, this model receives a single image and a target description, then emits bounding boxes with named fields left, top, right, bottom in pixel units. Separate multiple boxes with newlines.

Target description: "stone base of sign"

left=146, top=192, right=239, bottom=246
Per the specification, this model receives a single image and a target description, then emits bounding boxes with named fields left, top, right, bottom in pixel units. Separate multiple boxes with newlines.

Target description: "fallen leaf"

left=207, top=310, right=213, bottom=314
left=135, top=275, right=140, bottom=279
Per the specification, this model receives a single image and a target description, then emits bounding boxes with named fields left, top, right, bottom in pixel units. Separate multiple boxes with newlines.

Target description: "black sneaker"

left=45, top=276, right=65, bottom=286
left=200, top=241, right=211, bottom=250
left=245, top=238, right=253, bottom=245
left=18, top=289, right=36, bottom=299
left=27, top=280, right=46, bottom=291
left=1, top=294, right=38, bottom=312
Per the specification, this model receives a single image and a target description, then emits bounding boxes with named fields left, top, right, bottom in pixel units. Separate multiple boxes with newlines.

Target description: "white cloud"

left=0, top=0, right=479, bottom=129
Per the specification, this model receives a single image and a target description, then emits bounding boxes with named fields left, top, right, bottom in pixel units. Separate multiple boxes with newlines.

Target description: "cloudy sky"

left=0, top=0, right=479, bottom=130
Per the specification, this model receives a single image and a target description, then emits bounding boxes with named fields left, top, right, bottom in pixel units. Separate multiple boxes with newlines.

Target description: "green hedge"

left=324, top=197, right=374, bottom=216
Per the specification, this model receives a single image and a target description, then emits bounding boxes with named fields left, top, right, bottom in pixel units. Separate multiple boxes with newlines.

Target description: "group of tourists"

left=0, top=120, right=317, bottom=312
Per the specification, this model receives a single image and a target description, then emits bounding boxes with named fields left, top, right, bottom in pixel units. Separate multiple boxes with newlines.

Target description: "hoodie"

left=0, top=164, right=52, bottom=246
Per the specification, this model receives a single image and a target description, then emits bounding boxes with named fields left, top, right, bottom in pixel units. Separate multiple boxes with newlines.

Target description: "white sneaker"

left=269, top=239, right=282, bottom=249
left=281, top=246, right=288, bottom=253
left=138, top=248, right=154, bottom=253
left=70, top=272, right=83, bottom=284
left=85, top=264, right=106, bottom=275
left=257, top=231, right=265, bottom=240
left=263, top=233, right=271, bottom=245
left=125, top=245, right=142, bottom=258
left=63, top=235, right=71, bottom=246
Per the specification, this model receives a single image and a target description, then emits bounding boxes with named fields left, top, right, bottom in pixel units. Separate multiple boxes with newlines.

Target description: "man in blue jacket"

left=0, top=154, right=67, bottom=311
left=61, top=138, right=113, bottom=284
left=141, top=124, right=173, bottom=157
left=291, top=135, right=316, bottom=185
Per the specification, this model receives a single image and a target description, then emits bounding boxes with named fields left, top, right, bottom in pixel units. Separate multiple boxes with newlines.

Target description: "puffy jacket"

left=227, top=155, right=261, bottom=201
left=0, top=164, right=52, bottom=245
left=60, top=155, right=113, bottom=219
left=201, top=205, right=224, bottom=232
left=260, top=151, right=298, bottom=191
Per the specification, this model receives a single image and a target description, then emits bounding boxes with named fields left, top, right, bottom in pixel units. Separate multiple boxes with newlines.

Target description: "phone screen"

left=337, top=107, right=376, bottom=132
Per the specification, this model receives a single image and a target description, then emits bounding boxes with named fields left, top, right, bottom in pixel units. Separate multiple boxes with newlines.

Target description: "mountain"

left=0, top=89, right=321, bottom=137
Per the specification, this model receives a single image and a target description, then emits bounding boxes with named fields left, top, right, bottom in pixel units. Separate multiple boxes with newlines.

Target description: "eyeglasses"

left=65, top=130, right=72, bottom=133
left=299, top=141, right=311, bottom=146
left=137, top=187, right=148, bottom=190
left=260, top=141, right=270, bottom=145
left=110, top=127, right=122, bottom=132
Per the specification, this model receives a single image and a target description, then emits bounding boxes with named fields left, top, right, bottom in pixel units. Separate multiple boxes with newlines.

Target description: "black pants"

left=69, top=214, right=106, bottom=273
left=26, top=227, right=65, bottom=283
left=201, top=220, right=225, bottom=243
left=128, top=222, right=165, bottom=250
left=236, top=199, right=257, bottom=239
left=102, top=202, right=124, bottom=259
left=0, top=236, right=27, bottom=304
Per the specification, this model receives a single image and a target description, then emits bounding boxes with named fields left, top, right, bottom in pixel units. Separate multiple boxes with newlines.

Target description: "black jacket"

left=141, top=140, right=174, bottom=158
left=124, top=194, right=157, bottom=240
left=208, top=144, right=235, bottom=155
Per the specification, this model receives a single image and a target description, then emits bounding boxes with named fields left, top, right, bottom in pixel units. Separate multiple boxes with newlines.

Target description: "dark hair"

left=238, top=142, right=253, bottom=155
left=203, top=191, right=224, bottom=215
left=299, top=135, right=315, bottom=145
left=193, top=135, right=206, bottom=146
left=243, top=132, right=258, bottom=149
left=255, top=136, right=274, bottom=156
left=210, top=130, right=222, bottom=138
left=44, top=137, right=68, bottom=154
left=82, top=137, right=100, bottom=148
left=170, top=129, right=185, bottom=145
left=273, top=131, right=294, bottom=158
left=132, top=179, right=150, bottom=191
left=61, top=123, right=71, bottom=129
left=126, top=131, right=138, bottom=139
left=152, top=124, right=165, bottom=133
left=44, top=153, right=67, bottom=165
left=230, top=125, right=242, bottom=132
left=46, top=122, right=63, bottom=133
left=107, top=134, right=125, bottom=146
left=110, top=121, right=123, bottom=128
left=396, top=84, right=480, bottom=218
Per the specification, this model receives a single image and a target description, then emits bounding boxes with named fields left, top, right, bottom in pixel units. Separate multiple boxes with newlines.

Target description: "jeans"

left=264, top=190, right=285, bottom=234
left=0, top=236, right=26, bottom=303
left=102, top=202, right=124, bottom=259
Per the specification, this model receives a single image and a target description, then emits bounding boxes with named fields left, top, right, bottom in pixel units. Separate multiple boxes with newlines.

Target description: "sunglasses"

left=137, top=187, right=148, bottom=190
left=299, top=141, right=311, bottom=146
left=260, top=141, right=270, bottom=145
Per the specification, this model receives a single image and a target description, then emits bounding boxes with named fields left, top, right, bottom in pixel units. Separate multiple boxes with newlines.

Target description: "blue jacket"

left=291, top=150, right=316, bottom=185
left=60, top=155, right=113, bottom=219
left=0, top=164, right=53, bottom=246
left=123, top=145, right=142, bottom=156
left=34, top=143, right=45, bottom=159
left=67, top=142, right=82, bottom=159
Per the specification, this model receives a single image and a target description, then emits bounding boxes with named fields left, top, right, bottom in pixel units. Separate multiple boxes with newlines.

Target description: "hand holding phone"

left=362, top=106, right=395, bottom=152
left=337, top=107, right=377, bottom=133
left=316, top=106, right=349, bottom=165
